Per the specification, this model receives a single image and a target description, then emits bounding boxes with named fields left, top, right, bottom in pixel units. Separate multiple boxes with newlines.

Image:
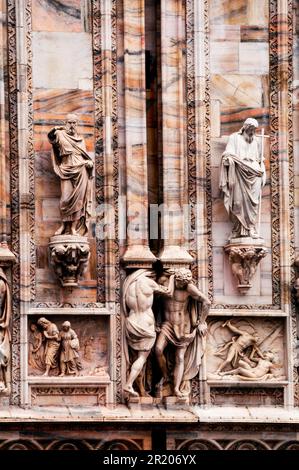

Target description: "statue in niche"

left=28, top=323, right=45, bottom=371
left=37, top=317, right=60, bottom=376
left=0, top=268, right=11, bottom=393
left=48, top=113, right=93, bottom=236
left=155, top=268, right=211, bottom=398
left=220, top=351, right=277, bottom=381
left=59, top=321, right=82, bottom=376
left=219, top=117, right=266, bottom=240
left=122, top=269, right=175, bottom=398
left=214, top=320, right=263, bottom=375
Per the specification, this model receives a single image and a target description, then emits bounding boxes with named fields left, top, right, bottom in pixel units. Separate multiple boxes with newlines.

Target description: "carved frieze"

left=206, top=318, right=285, bottom=382
left=28, top=317, right=109, bottom=379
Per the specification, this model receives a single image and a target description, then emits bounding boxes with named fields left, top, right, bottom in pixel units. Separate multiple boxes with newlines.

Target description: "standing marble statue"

left=59, top=321, right=82, bottom=376
left=155, top=268, right=211, bottom=398
left=219, top=118, right=266, bottom=239
left=37, top=317, right=60, bottom=376
left=122, top=269, right=175, bottom=397
left=0, top=268, right=11, bottom=393
left=48, top=113, right=93, bottom=236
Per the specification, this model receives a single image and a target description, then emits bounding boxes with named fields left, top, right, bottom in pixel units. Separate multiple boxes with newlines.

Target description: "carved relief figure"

left=122, top=269, right=175, bottom=397
left=28, top=323, right=45, bottom=371
left=220, top=351, right=277, bottom=381
left=37, top=317, right=60, bottom=376
left=219, top=118, right=266, bottom=240
left=0, top=268, right=11, bottom=393
left=155, top=268, right=211, bottom=398
left=215, top=320, right=263, bottom=374
left=48, top=113, right=93, bottom=236
left=59, top=321, right=82, bottom=376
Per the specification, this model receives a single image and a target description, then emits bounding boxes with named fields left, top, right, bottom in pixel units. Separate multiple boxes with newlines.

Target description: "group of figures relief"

left=122, top=267, right=211, bottom=399
left=207, top=319, right=285, bottom=382
left=29, top=318, right=82, bottom=377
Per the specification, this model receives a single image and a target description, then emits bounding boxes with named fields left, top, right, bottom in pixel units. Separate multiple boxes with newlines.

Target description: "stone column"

left=158, top=0, right=192, bottom=265
left=122, top=0, right=156, bottom=267
left=0, top=0, right=14, bottom=263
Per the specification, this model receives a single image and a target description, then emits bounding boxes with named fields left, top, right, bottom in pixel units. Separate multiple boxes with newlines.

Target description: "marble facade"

left=0, top=0, right=298, bottom=451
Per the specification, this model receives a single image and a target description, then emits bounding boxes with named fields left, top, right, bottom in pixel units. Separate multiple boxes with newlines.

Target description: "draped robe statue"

left=48, top=114, right=93, bottom=236
left=0, top=268, right=11, bottom=392
left=155, top=268, right=211, bottom=398
left=219, top=118, right=266, bottom=240
left=122, top=269, right=175, bottom=397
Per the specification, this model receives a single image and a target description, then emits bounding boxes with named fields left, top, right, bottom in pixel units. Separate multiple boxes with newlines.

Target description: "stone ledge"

left=0, top=406, right=299, bottom=423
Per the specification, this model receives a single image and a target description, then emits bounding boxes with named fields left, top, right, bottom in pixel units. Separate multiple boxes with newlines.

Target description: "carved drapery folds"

left=219, top=118, right=268, bottom=294
left=47, top=115, right=92, bottom=287
left=122, top=266, right=210, bottom=403
left=0, top=266, right=13, bottom=395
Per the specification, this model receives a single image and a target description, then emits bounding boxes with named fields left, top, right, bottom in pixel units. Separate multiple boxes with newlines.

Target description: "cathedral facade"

left=0, top=0, right=299, bottom=451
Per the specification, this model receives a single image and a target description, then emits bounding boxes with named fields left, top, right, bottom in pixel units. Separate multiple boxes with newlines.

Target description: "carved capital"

left=122, top=244, right=156, bottom=269
left=49, top=235, right=90, bottom=287
left=224, top=241, right=267, bottom=294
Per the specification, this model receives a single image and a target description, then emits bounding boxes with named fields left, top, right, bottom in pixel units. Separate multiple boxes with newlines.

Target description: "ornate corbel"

left=225, top=241, right=267, bottom=295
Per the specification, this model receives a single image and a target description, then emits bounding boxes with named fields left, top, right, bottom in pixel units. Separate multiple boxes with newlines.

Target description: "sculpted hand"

left=198, top=321, right=208, bottom=336
left=85, top=160, right=94, bottom=169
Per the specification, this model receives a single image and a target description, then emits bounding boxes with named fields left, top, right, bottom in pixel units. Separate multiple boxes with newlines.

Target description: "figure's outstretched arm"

left=187, top=284, right=211, bottom=323
left=153, top=274, right=175, bottom=298
left=223, top=321, right=243, bottom=336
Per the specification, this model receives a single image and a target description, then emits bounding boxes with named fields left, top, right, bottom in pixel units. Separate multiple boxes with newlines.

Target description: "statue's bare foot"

left=55, top=224, right=65, bottom=236
left=59, top=373, right=65, bottom=377
left=140, top=391, right=151, bottom=398
left=174, top=388, right=184, bottom=398
left=42, top=372, right=49, bottom=377
left=123, top=384, right=139, bottom=397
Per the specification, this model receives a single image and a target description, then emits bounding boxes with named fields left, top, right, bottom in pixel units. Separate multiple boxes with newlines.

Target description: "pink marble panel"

left=210, top=42, right=239, bottom=74
left=32, top=0, right=84, bottom=32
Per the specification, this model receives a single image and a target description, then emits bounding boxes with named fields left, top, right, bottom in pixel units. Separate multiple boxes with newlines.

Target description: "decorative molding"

left=31, top=386, right=107, bottom=406
left=7, top=0, right=20, bottom=406
left=210, top=387, right=284, bottom=407
left=0, top=438, right=143, bottom=451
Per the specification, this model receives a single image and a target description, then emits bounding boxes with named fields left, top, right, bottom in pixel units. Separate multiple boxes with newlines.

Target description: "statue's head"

left=37, top=317, right=50, bottom=329
left=62, top=320, right=71, bottom=332
left=30, top=323, right=37, bottom=332
left=264, top=350, right=275, bottom=362
left=65, top=113, right=79, bottom=136
left=241, top=117, right=258, bottom=143
left=252, top=331, right=260, bottom=342
left=174, top=268, right=193, bottom=288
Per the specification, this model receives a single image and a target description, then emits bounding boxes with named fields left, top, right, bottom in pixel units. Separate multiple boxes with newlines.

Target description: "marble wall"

left=294, top=1, right=299, bottom=256
left=210, top=0, right=272, bottom=304
left=32, top=1, right=97, bottom=303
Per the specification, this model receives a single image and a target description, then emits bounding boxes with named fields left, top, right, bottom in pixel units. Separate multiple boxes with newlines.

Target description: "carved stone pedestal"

left=49, top=235, right=90, bottom=287
left=163, top=396, right=190, bottom=408
left=224, top=238, right=267, bottom=294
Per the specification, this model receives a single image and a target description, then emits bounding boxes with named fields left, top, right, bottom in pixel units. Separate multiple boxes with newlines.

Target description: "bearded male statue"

left=219, top=118, right=266, bottom=240
left=48, top=113, right=93, bottom=236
